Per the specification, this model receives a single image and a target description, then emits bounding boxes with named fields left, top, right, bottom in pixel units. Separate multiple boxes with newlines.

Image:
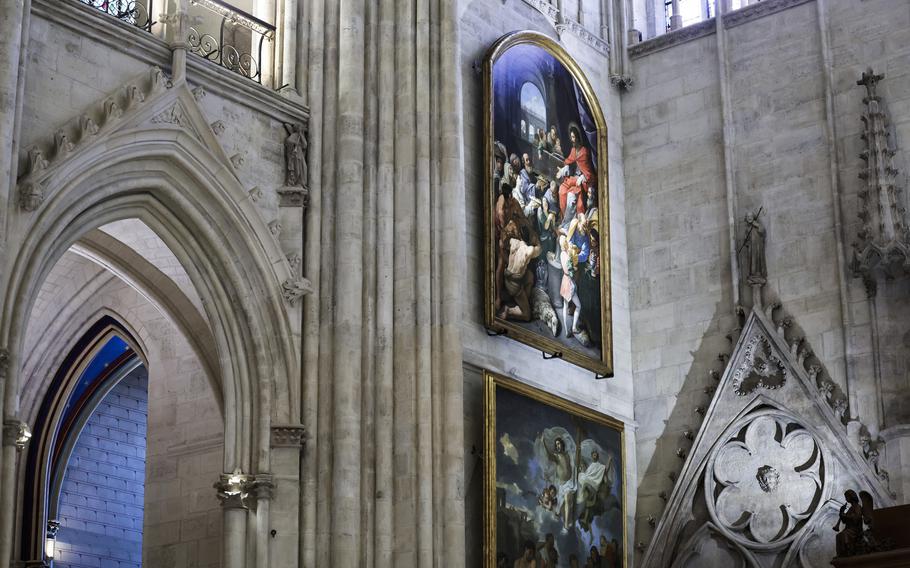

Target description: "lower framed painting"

left=484, top=370, right=626, bottom=568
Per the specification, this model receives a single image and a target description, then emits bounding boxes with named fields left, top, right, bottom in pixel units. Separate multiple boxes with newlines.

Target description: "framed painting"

left=483, top=31, right=613, bottom=376
left=484, top=370, right=626, bottom=568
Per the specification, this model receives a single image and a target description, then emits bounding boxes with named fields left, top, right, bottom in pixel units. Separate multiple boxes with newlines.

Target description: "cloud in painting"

left=500, top=433, right=519, bottom=464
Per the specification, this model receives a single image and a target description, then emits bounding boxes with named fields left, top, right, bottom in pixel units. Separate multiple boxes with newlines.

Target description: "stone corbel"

left=281, top=279, right=312, bottom=306
left=2, top=419, right=32, bottom=451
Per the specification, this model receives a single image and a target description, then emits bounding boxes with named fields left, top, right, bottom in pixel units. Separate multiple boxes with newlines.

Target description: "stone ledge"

left=31, top=0, right=309, bottom=125
left=629, top=0, right=814, bottom=59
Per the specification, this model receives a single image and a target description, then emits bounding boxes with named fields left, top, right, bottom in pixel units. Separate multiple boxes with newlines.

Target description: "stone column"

left=165, top=0, right=189, bottom=82
left=215, top=473, right=250, bottom=568
left=279, top=0, right=297, bottom=93
left=0, top=419, right=30, bottom=568
left=669, top=0, right=682, bottom=30
left=0, top=0, right=26, bottom=235
left=299, top=0, right=466, bottom=565
left=254, top=0, right=277, bottom=88
left=250, top=475, right=274, bottom=568
left=269, top=426, right=304, bottom=568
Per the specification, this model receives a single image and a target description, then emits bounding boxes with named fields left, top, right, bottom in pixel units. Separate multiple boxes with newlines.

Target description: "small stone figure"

left=744, top=211, right=767, bottom=284
left=834, top=490, right=864, bottom=557
left=284, top=123, right=308, bottom=188
left=834, top=490, right=879, bottom=557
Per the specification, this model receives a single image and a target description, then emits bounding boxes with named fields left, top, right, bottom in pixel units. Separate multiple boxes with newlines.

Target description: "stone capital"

left=214, top=471, right=275, bottom=508
left=3, top=419, right=32, bottom=451
left=270, top=424, right=306, bottom=449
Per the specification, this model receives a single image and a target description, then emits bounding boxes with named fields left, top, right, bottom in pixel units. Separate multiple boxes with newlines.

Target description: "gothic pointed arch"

left=2, top=69, right=304, bottom=481
left=20, top=316, right=145, bottom=561
left=640, top=305, right=893, bottom=567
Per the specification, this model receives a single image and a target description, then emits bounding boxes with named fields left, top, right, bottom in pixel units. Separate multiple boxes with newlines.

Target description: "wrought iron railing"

left=187, top=0, right=275, bottom=84
left=77, top=0, right=154, bottom=31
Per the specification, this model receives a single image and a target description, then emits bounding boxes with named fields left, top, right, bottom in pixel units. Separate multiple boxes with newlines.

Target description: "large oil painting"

left=484, top=370, right=625, bottom=568
left=483, top=32, right=613, bottom=376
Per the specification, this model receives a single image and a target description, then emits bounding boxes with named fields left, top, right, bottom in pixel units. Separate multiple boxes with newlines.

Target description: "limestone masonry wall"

left=623, top=0, right=910, bottom=557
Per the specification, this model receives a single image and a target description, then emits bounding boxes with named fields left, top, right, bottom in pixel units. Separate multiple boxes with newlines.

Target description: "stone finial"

left=852, top=68, right=910, bottom=294
left=27, top=146, right=48, bottom=176
left=125, top=84, right=145, bottom=109
left=149, top=66, right=171, bottom=92
left=79, top=115, right=100, bottom=140
left=54, top=130, right=75, bottom=158
left=104, top=99, right=123, bottom=124
left=230, top=153, right=245, bottom=168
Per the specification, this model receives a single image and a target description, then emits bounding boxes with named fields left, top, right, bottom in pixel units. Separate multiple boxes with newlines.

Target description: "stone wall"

left=459, top=0, right=635, bottom=565
left=622, top=0, right=910, bottom=558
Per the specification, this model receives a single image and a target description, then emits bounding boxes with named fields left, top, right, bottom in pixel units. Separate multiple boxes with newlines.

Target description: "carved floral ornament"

left=731, top=331, right=787, bottom=396
left=705, top=412, right=825, bottom=549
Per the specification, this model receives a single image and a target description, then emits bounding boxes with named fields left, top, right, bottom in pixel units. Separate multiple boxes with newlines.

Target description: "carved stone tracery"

left=707, top=412, right=824, bottom=547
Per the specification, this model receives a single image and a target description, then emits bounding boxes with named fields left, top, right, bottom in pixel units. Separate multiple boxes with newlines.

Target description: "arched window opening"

left=50, top=342, right=148, bottom=568
left=520, top=82, right=547, bottom=145
left=22, top=320, right=149, bottom=567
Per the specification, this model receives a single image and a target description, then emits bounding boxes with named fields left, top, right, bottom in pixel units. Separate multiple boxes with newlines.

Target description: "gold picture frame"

left=484, top=370, right=626, bottom=568
left=483, top=31, right=613, bottom=377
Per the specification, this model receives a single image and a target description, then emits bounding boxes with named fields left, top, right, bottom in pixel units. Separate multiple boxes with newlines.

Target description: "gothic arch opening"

left=3, top=116, right=298, bottom=566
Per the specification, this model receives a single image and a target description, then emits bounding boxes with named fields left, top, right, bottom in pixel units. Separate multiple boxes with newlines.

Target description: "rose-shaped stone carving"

left=708, top=413, right=823, bottom=546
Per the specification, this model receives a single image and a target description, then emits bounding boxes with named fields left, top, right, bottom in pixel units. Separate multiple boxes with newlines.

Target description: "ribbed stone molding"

left=301, top=0, right=467, bottom=565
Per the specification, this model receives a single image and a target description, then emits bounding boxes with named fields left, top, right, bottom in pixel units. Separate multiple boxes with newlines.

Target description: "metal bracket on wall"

left=594, top=372, right=611, bottom=380
left=541, top=350, right=563, bottom=360
left=485, top=328, right=508, bottom=337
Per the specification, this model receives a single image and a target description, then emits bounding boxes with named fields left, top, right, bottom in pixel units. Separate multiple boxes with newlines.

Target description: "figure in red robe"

left=558, top=125, right=597, bottom=217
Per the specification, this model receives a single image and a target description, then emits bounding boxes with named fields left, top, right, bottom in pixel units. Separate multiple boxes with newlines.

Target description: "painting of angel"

left=484, top=370, right=625, bottom=568
left=483, top=31, right=613, bottom=376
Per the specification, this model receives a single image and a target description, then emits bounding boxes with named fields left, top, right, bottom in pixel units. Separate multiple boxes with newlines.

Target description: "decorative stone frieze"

left=270, top=424, right=306, bottom=448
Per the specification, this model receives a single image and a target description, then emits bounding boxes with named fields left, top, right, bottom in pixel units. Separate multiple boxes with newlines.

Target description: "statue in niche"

left=284, top=123, right=308, bottom=189
left=743, top=211, right=767, bottom=284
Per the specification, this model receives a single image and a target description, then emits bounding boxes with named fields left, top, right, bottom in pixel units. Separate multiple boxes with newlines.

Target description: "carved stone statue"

left=284, top=123, right=308, bottom=189
left=744, top=212, right=767, bottom=284
left=833, top=489, right=885, bottom=558
left=834, top=490, right=865, bottom=557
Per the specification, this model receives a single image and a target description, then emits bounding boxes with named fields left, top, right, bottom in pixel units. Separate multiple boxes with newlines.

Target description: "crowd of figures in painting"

left=491, top=42, right=605, bottom=362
